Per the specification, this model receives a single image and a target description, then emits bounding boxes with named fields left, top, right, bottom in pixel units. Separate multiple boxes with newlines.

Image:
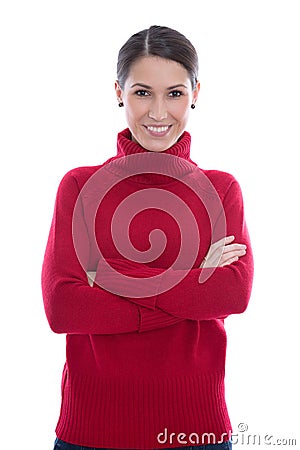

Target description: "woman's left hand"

left=200, top=235, right=247, bottom=268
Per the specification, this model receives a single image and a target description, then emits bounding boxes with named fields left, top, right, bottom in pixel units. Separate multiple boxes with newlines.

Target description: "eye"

left=169, top=90, right=183, bottom=98
left=135, top=90, right=150, bottom=97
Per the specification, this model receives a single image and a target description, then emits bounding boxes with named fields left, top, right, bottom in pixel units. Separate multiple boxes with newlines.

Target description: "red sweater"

left=42, top=128, right=254, bottom=449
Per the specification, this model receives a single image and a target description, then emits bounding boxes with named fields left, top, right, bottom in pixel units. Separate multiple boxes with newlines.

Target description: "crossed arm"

left=41, top=172, right=253, bottom=335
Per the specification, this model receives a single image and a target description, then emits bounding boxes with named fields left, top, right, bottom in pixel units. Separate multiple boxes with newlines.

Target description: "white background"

left=1, top=1, right=299, bottom=449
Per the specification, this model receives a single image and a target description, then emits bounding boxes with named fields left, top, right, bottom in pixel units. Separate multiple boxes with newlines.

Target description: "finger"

left=222, top=243, right=247, bottom=254
left=220, top=256, right=239, bottom=267
left=224, top=235, right=235, bottom=243
left=220, top=248, right=246, bottom=264
left=203, top=236, right=239, bottom=267
left=210, top=235, right=235, bottom=252
left=220, top=245, right=248, bottom=264
left=208, top=240, right=240, bottom=258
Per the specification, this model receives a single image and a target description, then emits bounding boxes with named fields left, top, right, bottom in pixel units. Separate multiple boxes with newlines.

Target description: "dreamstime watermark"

left=72, top=152, right=227, bottom=297
left=156, top=424, right=297, bottom=447
left=230, top=423, right=297, bottom=446
left=157, top=427, right=230, bottom=445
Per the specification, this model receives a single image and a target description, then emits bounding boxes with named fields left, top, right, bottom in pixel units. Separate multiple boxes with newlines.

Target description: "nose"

left=148, top=98, right=168, bottom=121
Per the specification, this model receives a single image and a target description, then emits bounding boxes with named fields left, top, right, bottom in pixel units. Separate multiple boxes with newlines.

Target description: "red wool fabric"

left=41, top=128, right=254, bottom=449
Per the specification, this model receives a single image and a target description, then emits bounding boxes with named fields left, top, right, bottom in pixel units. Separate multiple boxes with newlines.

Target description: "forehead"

left=125, top=56, right=191, bottom=88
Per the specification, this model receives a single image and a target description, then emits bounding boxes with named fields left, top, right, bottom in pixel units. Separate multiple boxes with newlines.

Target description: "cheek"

left=125, top=98, right=146, bottom=120
left=170, top=102, right=190, bottom=122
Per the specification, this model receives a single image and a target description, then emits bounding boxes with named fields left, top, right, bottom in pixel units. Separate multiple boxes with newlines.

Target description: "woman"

left=42, top=25, right=254, bottom=450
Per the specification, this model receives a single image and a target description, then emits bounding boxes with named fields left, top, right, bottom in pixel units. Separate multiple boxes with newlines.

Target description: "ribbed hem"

left=56, top=370, right=231, bottom=449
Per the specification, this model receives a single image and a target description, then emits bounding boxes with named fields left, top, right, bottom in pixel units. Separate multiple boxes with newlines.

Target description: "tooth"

left=148, top=126, right=168, bottom=132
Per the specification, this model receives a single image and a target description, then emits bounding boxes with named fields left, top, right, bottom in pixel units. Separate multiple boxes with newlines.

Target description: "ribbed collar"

left=117, top=128, right=192, bottom=160
left=103, top=128, right=197, bottom=185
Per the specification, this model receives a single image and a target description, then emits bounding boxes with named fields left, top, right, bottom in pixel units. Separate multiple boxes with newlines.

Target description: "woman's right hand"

left=200, top=235, right=247, bottom=268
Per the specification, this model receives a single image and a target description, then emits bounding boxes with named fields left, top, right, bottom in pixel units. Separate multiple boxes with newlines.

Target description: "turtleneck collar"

left=117, top=128, right=192, bottom=161
left=102, top=128, right=197, bottom=185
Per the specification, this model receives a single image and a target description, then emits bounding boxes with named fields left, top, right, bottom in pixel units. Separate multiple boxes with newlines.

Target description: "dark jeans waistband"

left=53, top=437, right=232, bottom=450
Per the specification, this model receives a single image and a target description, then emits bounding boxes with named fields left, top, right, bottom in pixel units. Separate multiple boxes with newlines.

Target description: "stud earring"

left=118, top=101, right=124, bottom=107
left=191, top=103, right=196, bottom=109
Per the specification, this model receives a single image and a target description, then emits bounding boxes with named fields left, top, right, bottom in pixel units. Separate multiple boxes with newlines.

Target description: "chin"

left=132, top=126, right=182, bottom=152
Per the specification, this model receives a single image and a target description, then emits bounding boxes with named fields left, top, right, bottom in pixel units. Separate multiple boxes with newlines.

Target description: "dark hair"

left=117, top=25, right=199, bottom=90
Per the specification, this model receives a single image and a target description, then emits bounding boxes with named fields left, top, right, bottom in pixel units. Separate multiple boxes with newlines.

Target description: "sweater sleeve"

left=152, top=179, right=254, bottom=321
left=41, top=171, right=185, bottom=335
left=110, top=179, right=254, bottom=324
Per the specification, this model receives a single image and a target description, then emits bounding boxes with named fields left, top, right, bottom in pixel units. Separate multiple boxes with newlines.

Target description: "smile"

left=145, top=125, right=171, bottom=136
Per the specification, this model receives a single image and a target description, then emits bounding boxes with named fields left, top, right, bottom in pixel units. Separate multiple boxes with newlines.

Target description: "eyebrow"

left=130, top=83, right=188, bottom=90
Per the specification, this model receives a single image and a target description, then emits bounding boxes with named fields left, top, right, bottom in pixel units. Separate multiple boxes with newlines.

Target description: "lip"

left=143, top=124, right=172, bottom=137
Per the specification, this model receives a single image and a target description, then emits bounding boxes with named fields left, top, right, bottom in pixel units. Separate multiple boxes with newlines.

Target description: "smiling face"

left=115, top=56, right=200, bottom=152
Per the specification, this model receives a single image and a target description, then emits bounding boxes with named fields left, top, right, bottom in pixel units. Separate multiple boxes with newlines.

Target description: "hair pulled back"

left=117, top=25, right=199, bottom=90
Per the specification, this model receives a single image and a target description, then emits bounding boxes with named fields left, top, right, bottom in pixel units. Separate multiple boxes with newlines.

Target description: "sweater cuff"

left=95, top=258, right=163, bottom=310
left=124, top=294, right=157, bottom=310
left=138, top=307, right=185, bottom=333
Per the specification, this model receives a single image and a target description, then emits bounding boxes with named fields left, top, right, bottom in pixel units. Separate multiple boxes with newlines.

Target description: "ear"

left=115, top=80, right=123, bottom=102
left=192, top=81, right=201, bottom=105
